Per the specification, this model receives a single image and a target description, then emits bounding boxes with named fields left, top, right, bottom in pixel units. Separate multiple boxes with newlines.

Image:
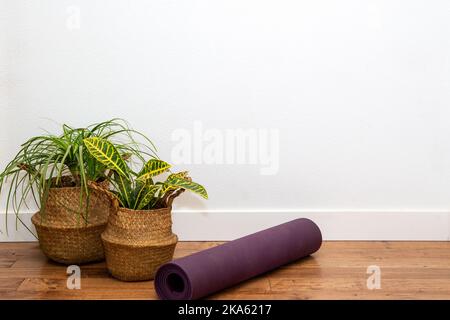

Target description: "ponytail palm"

left=0, top=119, right=157, bottom=234
left=84, top=137, right=208, bottom=210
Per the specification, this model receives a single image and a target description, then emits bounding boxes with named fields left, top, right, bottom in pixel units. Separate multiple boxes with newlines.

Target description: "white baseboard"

left=1, top=210, right=449, bottom=241
left=172, top=210, right=450, bottom=241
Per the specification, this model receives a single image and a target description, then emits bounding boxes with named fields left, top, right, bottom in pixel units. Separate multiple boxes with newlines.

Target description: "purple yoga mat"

left=155, top=218, right=322, bottom=300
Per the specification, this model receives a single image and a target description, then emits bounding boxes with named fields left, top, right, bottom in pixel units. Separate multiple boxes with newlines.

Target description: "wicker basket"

left=102, top=205, right=178, bottom=281
left=31, top=178, right=114, bottom=264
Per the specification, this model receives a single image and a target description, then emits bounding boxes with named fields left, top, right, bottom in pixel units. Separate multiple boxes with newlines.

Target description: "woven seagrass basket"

left=101, top=192, right=182, bottom=281
left=31, top=178, right=115, bottom=264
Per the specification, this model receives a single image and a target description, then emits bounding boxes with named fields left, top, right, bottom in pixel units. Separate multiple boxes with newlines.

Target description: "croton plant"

left=84, top=137, right=208, bottom=210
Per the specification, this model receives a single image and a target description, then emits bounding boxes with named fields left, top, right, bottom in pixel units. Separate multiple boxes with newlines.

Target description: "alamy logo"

left=66, top=6, right=81, bottom=30
left=66, top=265, right=81, bottom=289
left=366, top=265, right=381, bottom=290
left=171, top=121, right=280, bottom=175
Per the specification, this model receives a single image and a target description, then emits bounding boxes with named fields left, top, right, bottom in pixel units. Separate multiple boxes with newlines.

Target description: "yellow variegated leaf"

left=165, top=173, right=208, bottom=199
left=83, top=137, right=130, bottom=178
left=137, top=185, right=161, bottom=210
left=159, top=172, right=188, bottom=194
left=137, top=159, right=171, bottom=182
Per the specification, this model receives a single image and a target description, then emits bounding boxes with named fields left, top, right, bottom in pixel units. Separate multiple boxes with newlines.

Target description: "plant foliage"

left=0, top=119, right=157, bottom=234
left=84, top=137, right=208, bottom=210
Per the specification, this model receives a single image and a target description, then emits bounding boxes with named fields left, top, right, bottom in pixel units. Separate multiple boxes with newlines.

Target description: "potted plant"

left=83, top=136, right=208, bottom=281
left=0, top=119, right=156, bottom=264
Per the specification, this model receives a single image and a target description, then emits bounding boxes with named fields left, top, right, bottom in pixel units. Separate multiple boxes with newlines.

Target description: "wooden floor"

left=0, top=241, right=449, bottom=300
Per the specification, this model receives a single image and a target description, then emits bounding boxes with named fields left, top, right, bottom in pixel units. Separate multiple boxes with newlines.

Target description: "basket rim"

left=46, top=180, right=109, bottom=192
left=116, top=206, right=172, bottom=215
left=31, top=212, right=108, bottom=230
left=47, top=185, right=84, bottom=192
left=101, top=233, right=178, bottom=248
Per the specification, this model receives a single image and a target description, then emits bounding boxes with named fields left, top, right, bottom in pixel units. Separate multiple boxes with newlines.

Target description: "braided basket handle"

left=163, top=188, right=185, bottom=208
left=88, top=180, right=119, bottom=211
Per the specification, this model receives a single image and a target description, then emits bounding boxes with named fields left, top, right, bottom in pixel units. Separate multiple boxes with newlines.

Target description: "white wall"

left=1, top=0, right=450, bottom=240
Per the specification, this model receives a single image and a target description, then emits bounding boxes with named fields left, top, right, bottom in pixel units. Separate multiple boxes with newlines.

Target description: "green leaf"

left=165, top=173, right=208, bottom=199
left=136, top=185, right=161, bottom=210
left=83, top=137, right=129, bottom=179
left=137, top=159, right=171, bottom=182
left=55, top=145, right=72, bottom=185
left=111, top=172, right=132, bottom=208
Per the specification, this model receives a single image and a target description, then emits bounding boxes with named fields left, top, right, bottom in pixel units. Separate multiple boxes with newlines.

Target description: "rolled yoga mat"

left=155, top=218, right=322, bottom=300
